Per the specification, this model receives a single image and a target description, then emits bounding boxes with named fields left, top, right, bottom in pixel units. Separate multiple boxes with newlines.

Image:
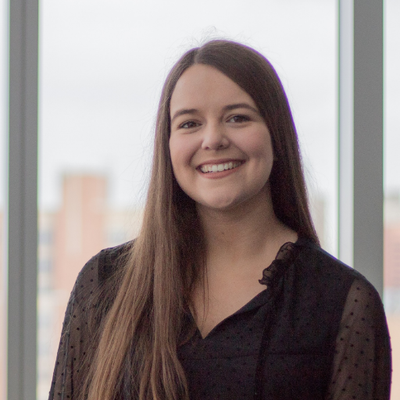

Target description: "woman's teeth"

left=200, top=161, right=242, bottom=173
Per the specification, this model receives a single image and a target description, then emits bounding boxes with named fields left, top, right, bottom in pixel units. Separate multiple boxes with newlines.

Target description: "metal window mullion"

left=339, top=0, right=384, bottom=297
left=8, top=0, right=39, bottom=399
left=353, top=0, right=384, bottom=296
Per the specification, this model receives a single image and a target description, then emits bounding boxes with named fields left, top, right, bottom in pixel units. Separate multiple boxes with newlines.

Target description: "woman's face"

left=169, top=64, right=274, bottom=213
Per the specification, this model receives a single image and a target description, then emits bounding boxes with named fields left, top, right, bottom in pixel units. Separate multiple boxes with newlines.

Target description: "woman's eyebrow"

left=170, top=108, right=198, bottom=124
left=223, top=103, right=259, bottom=113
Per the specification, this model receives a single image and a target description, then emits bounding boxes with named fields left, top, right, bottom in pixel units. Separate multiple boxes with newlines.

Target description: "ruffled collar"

left=258, top=239, right=306, bottom=287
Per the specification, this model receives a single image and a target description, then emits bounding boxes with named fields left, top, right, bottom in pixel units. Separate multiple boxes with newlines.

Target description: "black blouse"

left=49, top=239, right=391, bottom=400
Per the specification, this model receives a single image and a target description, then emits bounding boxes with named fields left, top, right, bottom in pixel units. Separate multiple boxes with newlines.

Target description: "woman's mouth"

left=199, top=161, right=243, bottom=174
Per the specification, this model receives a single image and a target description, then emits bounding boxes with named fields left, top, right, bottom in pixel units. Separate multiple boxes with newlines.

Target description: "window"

left=384, top=0, right=400, bottom=397
left=37, top=1, right=337, bottom=397
left=6, top=1, right=394, bottom=399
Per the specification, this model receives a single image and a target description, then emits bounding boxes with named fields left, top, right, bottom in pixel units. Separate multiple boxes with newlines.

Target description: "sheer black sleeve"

left=48, top=242, right=130, bottom=400
left=326, top=277, right=392, bottom=400
left=48, top=253, right=101, bottom=400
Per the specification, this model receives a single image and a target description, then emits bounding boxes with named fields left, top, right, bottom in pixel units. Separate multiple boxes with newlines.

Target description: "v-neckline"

left=194, top=287, right=270, bottom=340
left=191, top=239, right=305, bottom=339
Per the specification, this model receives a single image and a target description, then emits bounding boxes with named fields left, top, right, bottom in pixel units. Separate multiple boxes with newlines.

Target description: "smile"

left=199, top=161, right=243, bottom=174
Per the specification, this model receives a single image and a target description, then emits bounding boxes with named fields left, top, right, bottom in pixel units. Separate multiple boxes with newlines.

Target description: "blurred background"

left=0, top=0, right=399, bottom=398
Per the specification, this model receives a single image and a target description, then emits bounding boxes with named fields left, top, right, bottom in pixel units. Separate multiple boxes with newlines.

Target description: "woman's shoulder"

left=289, top=238, right=383, bottom=308
left=294, top=238, right=371, bottom=283
left=96, top=240, right=134, bottom=283
left=71, top=240, right=134, bottom=303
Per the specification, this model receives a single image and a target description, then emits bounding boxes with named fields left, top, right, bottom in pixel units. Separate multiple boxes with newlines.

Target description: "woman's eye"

left=179, top=120, right=199, bottom=129
left=228, top=115, right=250, bottom=123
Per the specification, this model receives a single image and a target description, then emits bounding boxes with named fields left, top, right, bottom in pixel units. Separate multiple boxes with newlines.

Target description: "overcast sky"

left=1, top=0, right=399, bottom=251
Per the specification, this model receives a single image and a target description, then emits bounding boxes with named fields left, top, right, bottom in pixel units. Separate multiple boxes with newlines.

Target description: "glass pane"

left=0, top=0, right=7, bottom=397
left=384, top=0, right=400, bottom=398
left=38, top=0, right=337, bottom=398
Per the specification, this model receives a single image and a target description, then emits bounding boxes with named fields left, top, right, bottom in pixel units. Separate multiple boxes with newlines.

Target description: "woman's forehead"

left=170, top=64, right=257, bottom=117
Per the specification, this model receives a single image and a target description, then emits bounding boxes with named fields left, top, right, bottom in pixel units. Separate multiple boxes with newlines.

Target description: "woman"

left=49, top=40, right=391, bottom=400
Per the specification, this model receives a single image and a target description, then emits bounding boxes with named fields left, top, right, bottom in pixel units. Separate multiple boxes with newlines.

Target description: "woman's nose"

left=201, top=123, right=229, bottom=150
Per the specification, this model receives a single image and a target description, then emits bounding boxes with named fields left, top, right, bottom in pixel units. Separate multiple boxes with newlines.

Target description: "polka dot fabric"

left=49, top=243, right=129, bottom=400
left=48, top=240, right=391, bottom=400
left=49, top=254, right=99, bottom=399
left=326, top=278, right=392, bottom=399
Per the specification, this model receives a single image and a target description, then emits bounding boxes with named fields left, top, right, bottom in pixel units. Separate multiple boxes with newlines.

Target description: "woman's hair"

left=86, top=40, right=318, bottom=400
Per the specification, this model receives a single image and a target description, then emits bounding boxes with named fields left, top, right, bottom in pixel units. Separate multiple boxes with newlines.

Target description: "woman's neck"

left=197, top=190, right=297, bottom=273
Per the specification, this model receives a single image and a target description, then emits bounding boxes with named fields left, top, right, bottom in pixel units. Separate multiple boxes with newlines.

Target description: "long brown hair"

left=86, top=40, right=318, bottom=400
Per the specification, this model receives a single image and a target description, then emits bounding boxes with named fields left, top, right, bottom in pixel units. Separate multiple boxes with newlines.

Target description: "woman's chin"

left=195, top=195, right=248, bottom=214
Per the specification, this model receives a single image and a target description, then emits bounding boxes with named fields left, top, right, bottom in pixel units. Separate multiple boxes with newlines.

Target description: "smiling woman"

left=49, top=40, right=391, bottom=400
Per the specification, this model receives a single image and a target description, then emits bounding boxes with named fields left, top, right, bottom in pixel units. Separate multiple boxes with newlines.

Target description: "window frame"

left=5, top=0, right=384, bottom=398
